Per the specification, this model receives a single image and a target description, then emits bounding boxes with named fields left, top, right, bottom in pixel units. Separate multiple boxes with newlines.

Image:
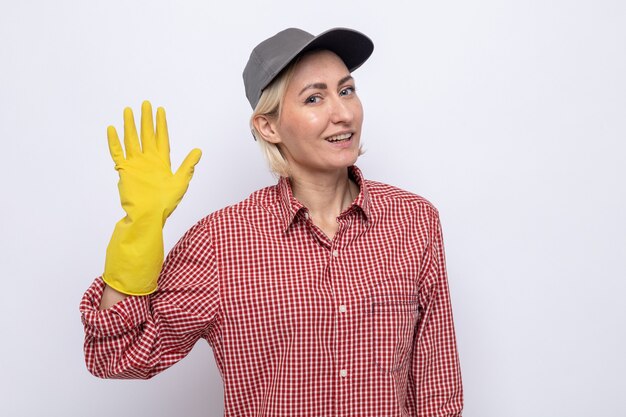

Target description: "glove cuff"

left=103, top=216, right=165, bottom=296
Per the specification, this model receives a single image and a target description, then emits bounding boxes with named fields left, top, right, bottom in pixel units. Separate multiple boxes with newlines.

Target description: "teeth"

left=326, top=133, right=352, bottom=142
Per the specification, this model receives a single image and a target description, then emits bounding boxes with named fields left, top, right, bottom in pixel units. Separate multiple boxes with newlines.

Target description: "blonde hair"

left=249, top=58, right=301, bottom=178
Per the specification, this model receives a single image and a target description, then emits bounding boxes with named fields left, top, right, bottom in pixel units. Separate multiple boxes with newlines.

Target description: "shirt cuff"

left=79, top=277, right=150, bottom=338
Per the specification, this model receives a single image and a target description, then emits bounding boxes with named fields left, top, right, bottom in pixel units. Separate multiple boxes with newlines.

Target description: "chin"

left=328, top=155, right=360, bottom=171
left=343, top=149, right=361, bottom=167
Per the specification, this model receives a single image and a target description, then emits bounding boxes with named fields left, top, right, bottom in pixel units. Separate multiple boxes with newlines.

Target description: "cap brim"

left=299, top=28, right=374, bottom=73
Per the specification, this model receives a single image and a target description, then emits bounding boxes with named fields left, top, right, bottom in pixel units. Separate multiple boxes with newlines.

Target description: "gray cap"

left=243, top=27, right=374, bottom=109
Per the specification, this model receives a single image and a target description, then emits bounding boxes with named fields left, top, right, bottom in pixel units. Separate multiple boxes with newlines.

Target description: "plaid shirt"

left=80, top=166, right=463, bottom=416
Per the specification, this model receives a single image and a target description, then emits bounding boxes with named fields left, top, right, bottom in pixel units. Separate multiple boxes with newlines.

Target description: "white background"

left=1, top=0, right=625, bottom=416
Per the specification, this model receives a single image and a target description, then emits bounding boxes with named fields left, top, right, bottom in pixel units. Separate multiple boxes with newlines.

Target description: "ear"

left=252, top=115, right=282, bottom=144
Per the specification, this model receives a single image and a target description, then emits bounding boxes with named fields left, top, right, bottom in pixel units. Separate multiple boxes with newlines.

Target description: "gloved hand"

left=103, top=101, right=202, bottom=295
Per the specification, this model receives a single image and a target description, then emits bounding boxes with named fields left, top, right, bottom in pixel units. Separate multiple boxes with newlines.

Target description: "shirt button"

left=332, top=250, right=339, bottom=257
left=304, top=212, right=309, bottom=220
left=340, top=369, right=347, bottom=378
left=339, top=305, right=347, bottom=313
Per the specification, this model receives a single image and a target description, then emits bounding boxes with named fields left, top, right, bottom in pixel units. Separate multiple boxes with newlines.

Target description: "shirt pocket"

left=369, top=294, right=419, bottom=374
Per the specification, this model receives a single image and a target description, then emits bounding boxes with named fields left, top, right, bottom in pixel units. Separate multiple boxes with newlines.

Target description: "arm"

left=81, top=221, right=220, bottom=379
left=79, top=101, right=210, bottom=378
left=412, top=209, right=463, bottom=416
left=100, top=285, right=128, bottom=310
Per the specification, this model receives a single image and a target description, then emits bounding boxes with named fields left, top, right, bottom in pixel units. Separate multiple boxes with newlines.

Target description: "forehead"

left=288, top=50, right=351, bottom=86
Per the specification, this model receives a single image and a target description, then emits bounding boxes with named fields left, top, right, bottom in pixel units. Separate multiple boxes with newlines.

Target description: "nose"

left=329, top=96, right=355, bottom=125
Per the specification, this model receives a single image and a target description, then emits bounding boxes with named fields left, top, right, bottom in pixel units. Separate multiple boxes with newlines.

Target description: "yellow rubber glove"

left=103, top=101, right=202, bottom=295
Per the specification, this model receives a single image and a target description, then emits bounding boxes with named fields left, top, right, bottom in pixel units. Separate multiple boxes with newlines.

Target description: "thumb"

left=175, top=148, right=202, bottom=180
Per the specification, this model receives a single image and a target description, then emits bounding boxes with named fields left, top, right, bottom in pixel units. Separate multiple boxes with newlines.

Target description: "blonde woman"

left=80, top=27, right=463, bottom=416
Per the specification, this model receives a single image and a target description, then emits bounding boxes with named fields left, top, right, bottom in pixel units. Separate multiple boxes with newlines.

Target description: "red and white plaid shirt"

left=81, top=166, right=463, bottom=416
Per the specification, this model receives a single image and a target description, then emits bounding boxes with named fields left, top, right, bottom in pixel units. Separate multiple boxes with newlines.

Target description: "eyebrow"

left=298, top=75, right=354, bottom=96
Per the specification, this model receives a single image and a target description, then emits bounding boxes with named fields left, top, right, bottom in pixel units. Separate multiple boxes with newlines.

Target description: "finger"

left=123, top=107, right=141, bottom=158
left=106, top=125, right=125, bottom=166
left=156, top=106, right=171, bottom=166
left=140, top=100, right=157, bottom=153
left=174, top=148, right=202, bottom=181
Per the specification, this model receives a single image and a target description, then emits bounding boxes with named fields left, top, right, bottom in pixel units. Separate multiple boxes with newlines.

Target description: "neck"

left=288, top=167, right=358, bottom=226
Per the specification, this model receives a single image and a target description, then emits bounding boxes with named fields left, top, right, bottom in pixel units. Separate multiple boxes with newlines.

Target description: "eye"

left=339, top=86, right=356, bottom=96
left=305, top=95, right=322, bottom=104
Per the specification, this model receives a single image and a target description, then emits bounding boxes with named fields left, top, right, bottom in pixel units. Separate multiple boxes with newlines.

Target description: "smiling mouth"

left=325, top=133, right=353, bottom=143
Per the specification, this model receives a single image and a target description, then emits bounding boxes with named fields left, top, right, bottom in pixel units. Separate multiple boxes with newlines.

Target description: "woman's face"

left=272, top=50, right=364, bottom=176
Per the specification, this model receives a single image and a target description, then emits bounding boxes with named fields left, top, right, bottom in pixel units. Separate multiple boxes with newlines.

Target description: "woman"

left=81, top=27, right=463, bottom=416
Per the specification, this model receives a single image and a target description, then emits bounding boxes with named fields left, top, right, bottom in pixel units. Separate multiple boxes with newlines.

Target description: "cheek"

left=284, top=111, right=324, bottom=139
left=300, top=112, right=324, bottom=133
left=353, top=99, right=364, bottom=125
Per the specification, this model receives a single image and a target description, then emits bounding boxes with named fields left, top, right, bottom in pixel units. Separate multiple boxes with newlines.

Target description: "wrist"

left=123, top=209, right=167, bottom=226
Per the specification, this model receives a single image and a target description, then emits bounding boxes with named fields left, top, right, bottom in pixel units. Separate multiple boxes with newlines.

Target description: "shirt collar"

left=274, top=165, right=372, bottom=233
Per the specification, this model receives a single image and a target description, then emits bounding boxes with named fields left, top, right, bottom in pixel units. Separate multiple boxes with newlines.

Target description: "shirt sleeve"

left=79, top=220, right=220, bottom=379
left=411, top=208, right=463, bottom=416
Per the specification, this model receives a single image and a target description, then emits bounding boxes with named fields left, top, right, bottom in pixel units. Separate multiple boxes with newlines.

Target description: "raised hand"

left=103, top=101, right=202, bottom=296
left=107, top=101, right=202, bottom=223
